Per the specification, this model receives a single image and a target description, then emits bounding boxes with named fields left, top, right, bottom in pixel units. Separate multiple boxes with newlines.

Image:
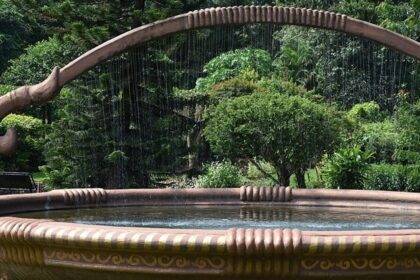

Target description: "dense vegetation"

left=0, top=0, right=419, bottom=191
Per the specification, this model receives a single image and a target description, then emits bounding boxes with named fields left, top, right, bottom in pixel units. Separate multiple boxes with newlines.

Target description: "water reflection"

left=16, top=205, right=420, bottom=231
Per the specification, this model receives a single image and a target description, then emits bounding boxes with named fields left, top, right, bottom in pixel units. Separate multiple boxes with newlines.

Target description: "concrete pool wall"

left=0, top=187, right=420, bottom=279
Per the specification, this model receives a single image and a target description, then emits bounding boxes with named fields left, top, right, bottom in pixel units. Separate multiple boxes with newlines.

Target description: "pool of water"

left=15, top=205, right=420, bottom=231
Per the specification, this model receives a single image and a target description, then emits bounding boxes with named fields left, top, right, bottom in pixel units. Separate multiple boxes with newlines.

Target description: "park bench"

left=0, top=172, right=38, bottom=194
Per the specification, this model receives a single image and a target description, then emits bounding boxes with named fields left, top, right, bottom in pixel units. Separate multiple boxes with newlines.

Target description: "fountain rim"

left=1, top=187, right=420, bottom=277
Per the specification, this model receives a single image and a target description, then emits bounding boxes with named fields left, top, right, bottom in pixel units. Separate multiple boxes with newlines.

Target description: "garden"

left=1, top=0, right=418, bottom=193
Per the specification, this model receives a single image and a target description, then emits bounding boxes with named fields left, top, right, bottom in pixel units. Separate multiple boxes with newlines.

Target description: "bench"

left=0, top=172, right=38, bottom=194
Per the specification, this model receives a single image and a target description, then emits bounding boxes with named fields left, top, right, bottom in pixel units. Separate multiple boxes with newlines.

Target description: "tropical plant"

left=195, top=48, right=274, bottom=91
left=323, top=145, right=373, bottom=189
left=196, top=161, right=242, bottom=188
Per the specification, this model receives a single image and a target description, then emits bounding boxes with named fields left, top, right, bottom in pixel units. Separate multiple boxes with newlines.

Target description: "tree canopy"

left=204, top=92, right=343, bottom=187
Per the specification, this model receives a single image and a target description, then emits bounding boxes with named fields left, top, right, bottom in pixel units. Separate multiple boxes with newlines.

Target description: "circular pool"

left=16, top=204, right=420, bottom=231
left=1, top=186, right=420, bottom=280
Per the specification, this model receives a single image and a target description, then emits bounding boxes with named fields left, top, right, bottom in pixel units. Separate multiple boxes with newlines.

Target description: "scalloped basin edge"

left=1, top=187, right=420, bottom=280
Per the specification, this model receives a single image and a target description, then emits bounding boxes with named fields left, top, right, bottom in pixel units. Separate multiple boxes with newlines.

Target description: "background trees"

left=0, top=0, right=418, bottom=191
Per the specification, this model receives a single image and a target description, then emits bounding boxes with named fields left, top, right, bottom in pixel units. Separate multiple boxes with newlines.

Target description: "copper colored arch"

left=0, top=6, right=419, bottom=155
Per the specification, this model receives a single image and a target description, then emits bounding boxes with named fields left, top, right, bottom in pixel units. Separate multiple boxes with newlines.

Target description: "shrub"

left=196, top=161, right=242, bottom=188
left=347, top=101, right=383, bottom=123
left=1, top=37, right=81, bottom=85
left=0, top=114, right=45, bottom=171
left=364, top=164, right=420, bottom=192
left=395, top=100, right=420, bottom=164
left=323, top=145, right=373, bottom=189
left=0, top=84, right=15, bottom=95
left=204, top=92, right=343, bottom=187
left=246, top=160, right=276, bottom=180
left=195, top=48, right=274, bottom=91
left=355, top=120, right=398, bottom=163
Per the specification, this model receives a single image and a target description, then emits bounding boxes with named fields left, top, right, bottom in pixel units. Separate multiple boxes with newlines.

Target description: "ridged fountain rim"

left=1, top=188, right=420, bottom=278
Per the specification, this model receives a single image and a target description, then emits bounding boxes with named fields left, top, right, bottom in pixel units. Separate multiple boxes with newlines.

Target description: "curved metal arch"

left=0, top=6, right=419, bottom=155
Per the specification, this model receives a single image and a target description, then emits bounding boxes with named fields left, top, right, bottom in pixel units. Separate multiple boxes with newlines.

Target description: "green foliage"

left=323, top=145, right=373, bottom=189
left=246, top=160, right=276, bottom=180
left=1, top=37, right=81, bottom=85
left=289, top=168, right=325, bottom=189
left=1, top=0, right=418, bottom=192
left=40, top=87, right=109, bottom=188
left=208, top=75, right=260, bottom=102
left=196, top=161, right=242, bottom=188
left=347, top=101, right=382, bottom=123
left=274, top=27, right=316, bottom=86
left=204, top=92, right=343, bottom=186
left=196, top=48, right=274, bottom=91
left=395, top=100, right=420, bottom=164
left=364, top=164, right=420, bottom=192
left=11, top=0, right=196, bottom=48
left=0, top=0, right=41, bottom=73
left=257, top=77, right=324, bottom=103
left=105, top=150, right=128, bottom=163
left=0, top=84, right=15, bottom=95
left=0, top=114, right=45, bottom=171
left=355, top=120, right=398, bottom=164
left=1, top=37, right=82, bottom=122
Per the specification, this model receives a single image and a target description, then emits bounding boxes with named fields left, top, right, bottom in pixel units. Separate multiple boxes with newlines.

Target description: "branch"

left=248, top=158, right=279, bottom=184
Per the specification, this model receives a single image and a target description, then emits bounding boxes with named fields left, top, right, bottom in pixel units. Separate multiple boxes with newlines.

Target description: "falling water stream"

left=55, top=23, right=418, bottom=189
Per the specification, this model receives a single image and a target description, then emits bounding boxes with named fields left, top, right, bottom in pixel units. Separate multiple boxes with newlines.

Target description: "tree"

left=10, top=0, right=204, bottom=48
left=1, top=37, right=81, bottom=85
left=1, top=37, right=82, bottom=123
left=204, top=92, right=343, bottom=187
left=0, top=0, right=42, bottom=74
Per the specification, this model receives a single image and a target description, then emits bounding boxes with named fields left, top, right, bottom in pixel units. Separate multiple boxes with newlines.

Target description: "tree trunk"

left=296, top=170, right=306, bottom=188
left=276, top=165, right=291, bottom=186
left=187, top=130, right=198, bottom=170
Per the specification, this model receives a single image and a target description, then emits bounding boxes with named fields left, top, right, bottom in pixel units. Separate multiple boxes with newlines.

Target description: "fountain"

left=0, top=6, right=419, bottom=279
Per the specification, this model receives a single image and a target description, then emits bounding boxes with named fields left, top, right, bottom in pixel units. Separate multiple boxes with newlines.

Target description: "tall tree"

left=0, top=0, right=43, bottom=74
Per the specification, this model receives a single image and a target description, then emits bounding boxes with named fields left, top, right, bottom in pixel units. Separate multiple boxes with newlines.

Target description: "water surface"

left=15, top=205, right=420, bottom=231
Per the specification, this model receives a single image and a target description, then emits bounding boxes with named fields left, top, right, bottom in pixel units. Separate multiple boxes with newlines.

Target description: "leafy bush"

left=395, top=100, right=420, bottom=164
left=196, top=48, right=274, bottom=91
left=0, top=114, right=45, bottom=171
left=323, top=145, right=373, bottom=189
left=196, top=161, right=242, bottom=188
left=246, top=160, right=276, bottom=180
left=355, top=120, right=398, bottom=163
left=208, top=75, right=260, bottom=102
left=1, top=37, right=81, bottom=85
left=0, top=84, right=15, bottom=95
left=347, top=101, right=382, bottom=123
left=364, top=164, right=420, bottom=192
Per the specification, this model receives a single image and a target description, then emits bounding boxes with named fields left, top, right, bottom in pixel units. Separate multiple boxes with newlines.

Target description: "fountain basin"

left=0, top=186, right=420, bottom=279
